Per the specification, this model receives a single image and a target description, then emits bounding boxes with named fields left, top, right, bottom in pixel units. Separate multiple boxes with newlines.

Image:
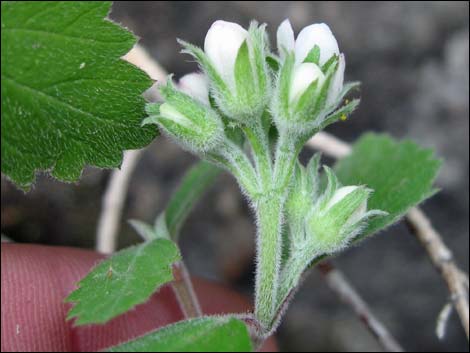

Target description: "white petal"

left=204, top=20, right=248, bottom=83
left=179, top=72, right=210, bottom=105
left=327, top=185, right=367, bottom=225
left=328, top=186, right=358, bottom=208
left=326, top=53, right=345, bottom=106
left=277, top=19, right=295, bottom=58
left=295, top=23, right=339, bottom=65
left=289, top=63, right=325, bottom=103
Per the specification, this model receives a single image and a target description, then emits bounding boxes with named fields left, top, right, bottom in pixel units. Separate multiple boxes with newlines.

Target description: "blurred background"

left=1, top=1, right=469, bottom=351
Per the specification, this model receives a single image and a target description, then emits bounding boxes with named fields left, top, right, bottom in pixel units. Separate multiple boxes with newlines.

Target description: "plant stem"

left=254, top=195, right=283, bottom=329
left=254, top=131, right=300, bottom=330
left=215, top=140, right=259, bottom=196
left=165, top=161, right=221, bottom=240
left=172, top=261, right=203, bottom=318
left=241, top=121, right=272, bottom=190
left=276, top=253, right=307, bottom=311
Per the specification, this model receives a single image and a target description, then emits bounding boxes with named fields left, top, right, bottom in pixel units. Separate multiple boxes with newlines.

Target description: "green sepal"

left=273, top=52, right=295, bottom=128
left=234, top=40, right=256, bottom=109
left=306, top=186, right=371, bottom=254
left=303, top=45, right=321, bottom=65
left=151, top=81, right=225, bottom=153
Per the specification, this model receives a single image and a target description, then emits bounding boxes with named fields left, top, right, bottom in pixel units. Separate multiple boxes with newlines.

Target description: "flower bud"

left=294, top=23, right=339, bottom=66
left=289, top=62, right=325, bottom=104
left=306, top=184, right=371, bottom=255
left=179, top=72, right=210, bottom=105
left=180, top=20, right=270, bottom=122
left=144, top=81, right=224, bottom=154
left=273, top=19, right=355, bottom=134
left=326, top=54, right=345, bottom=107
left=204, top=20, right=248, bottom=86
left=277, top=19, right=295, bottom=58
left=326, top=186, right=367, bottom=225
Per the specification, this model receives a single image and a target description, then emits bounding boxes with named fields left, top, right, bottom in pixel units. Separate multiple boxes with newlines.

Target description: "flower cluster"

left=145, top=18, right=385, bottom=331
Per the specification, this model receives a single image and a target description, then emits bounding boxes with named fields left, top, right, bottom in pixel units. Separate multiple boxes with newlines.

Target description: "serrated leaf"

left=66, top=238, right=180, bottom=326
left=107, top=317, right=253, bottom=352
left=335, top=133, right=441, bottom=238
left=1, top=1, right=156, bottom=189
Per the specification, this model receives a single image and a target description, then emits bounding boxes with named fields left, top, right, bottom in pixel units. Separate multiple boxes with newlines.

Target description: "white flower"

left=277, top=19, right=345, bottom=107
left=179, top=72, right=209, bottom=105
left=204, top=20, right=248, bottom=85
left=289, top=63, right=325, bottom=103
left=326, top=185, right=367, bottom=226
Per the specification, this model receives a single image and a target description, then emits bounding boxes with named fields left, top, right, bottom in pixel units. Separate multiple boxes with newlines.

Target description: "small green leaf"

left=107, top=317, right=253, bottom=352
left=1, top=1, right=155, bottom=189
left=335, top=133, right=441, bottom=238
left=66, top=238, right=180, bottom=326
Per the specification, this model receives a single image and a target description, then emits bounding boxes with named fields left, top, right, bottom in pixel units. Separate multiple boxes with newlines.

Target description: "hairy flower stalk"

left=145, top=18, right=386, bottom=335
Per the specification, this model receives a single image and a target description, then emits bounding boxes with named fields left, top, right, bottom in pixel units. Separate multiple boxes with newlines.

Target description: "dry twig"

left=406, top=208, right=469, bottom=339
left=95, top=45, right=166, bottom=254
left=318, top=261, right=404, bottom=352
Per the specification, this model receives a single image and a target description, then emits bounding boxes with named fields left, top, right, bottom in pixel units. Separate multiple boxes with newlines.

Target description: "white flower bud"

left=274, top=20, right=352, bottom=133
left=326, top=185, right=367, bottom=226
left=294, top=23, right=339, bottom=66
left=277, top=19, right=295, bottom=58
left=289, top=62, right=325, bottom=103
left=153, top=81, right=224, bottom=154
left=204, top=20, right=248, bottom=85
left=306, top=183, right=371, bottom=255
left=179, top=72, right=209, bottom=105
left=326, top=54, right=345, bottom=107
left=158, top=102, right=223, bottom=153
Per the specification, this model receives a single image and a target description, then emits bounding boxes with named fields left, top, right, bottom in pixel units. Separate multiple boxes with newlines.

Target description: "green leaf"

left=107, top=317, right=253, bottom=352
left=66, top=238, right=180, bottom=326
left=335, top=133, right=441, bottom=238
left=1, top=1, right=155, bottom=189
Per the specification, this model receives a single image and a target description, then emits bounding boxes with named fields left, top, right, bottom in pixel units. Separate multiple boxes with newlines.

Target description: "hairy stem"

left=241, top=121, right=272, bottom=190
left=165, top=161, right=221, bottom=240
left=172, top=261, right=203, bottom=318
left=276, top=252, right=308, bottom=311
left=213, top=140, right=259, bottom=196
left=254, top=131, right=300, bottom=330
left=255, top=195, right=283, bottom=329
